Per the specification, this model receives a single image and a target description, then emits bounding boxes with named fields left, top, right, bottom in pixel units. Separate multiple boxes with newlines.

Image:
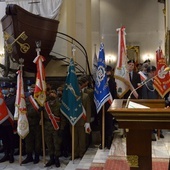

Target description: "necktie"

left=129, top=72, right=132, bottom=81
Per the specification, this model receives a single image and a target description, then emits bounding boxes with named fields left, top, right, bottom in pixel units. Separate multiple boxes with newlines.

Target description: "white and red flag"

left=0, top=89, right=11, bottom=124
left=114, top=26, right=131, bottom=98
left=14, top=72, right=21, bottom=120
left=15, top=70, right=29, bottom=139
left=33, top=55, right=46, bottom=106
left=138, top=71, right=147, bottom=82
left=153, top=48, right=170, bottom=98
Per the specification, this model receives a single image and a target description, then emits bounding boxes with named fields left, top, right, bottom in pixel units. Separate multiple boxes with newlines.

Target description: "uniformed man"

left=57, top=86, right=71, bottom=158
left=44, top=90, right=66, bottom=167
left=9, top=82, right=19, bottom=155
left=0, top=82, right=15, bottom=163
left=73, top=75, right=91, bottom=159
left=56, top=86, right=63, bottom=102
left=22, top=83, right=42, bottom=164
left=9, top=82, right=16, bottom=96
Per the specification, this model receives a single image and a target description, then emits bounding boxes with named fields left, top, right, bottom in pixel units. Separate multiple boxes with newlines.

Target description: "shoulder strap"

left=28, top=95, right=39, bottom=112
left=44, top=102, right=60, bottom=130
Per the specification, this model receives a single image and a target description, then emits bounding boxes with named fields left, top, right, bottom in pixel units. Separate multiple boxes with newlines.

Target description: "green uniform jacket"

left=75, top=92, right=91, bottom=127
left=26, top=96, right=41, bottom=126
left=44, top=100, right=66, bottom=131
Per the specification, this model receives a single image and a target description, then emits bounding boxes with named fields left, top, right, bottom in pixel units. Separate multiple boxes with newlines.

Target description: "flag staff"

left=41, top=106, right=46, bottom=165
left=100, top=39, right=106, bottom=150
left=101, top=43, right=105, bottom=150
left=72, top=44, right=76, bottom=61
left=72, top=121, right=75, bottom=163
left=35, top=41, right=46, bottom=164
left=18, top=58, right=24, bottom=165
left=71, top=45, right=75, bottom=163
left=102, top=105, right=105, bottom=149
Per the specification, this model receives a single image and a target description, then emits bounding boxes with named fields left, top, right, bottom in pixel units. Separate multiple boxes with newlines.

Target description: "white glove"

left=84, top=122, right=91, bottom=134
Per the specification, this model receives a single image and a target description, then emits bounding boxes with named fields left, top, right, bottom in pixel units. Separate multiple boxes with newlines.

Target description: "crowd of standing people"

left=0, top=59, right=168, bottom=167
left=0, top=75, right=95, bottom=167
left=124, top=59, right=165, bottom=140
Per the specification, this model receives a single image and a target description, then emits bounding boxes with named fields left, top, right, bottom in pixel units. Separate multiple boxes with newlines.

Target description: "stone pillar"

left=165, top=0, right=170, bottom=64
left=91, top=0, right=101, bottom=57
left=166, top=0, right=170, bottom=31
left=66, top=0, right=92, bottom=73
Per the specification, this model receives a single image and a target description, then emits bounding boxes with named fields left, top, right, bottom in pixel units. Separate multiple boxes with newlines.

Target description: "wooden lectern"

left=108, top=99, right=170, bottom=170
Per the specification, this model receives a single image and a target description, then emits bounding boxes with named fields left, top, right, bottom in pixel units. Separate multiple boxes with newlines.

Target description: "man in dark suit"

left=124, top=60, right=142, bottom=99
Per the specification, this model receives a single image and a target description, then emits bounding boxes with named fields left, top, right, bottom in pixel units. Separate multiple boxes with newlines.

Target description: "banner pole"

left=72, top=125, right=75, bottom=163
left=18, top=58, right=24, bottom=165
left=19, top=137, right=22, bottom=165
left=102, top=105, right=105, bottom=149
left=41, top=110, right=46, bottom=164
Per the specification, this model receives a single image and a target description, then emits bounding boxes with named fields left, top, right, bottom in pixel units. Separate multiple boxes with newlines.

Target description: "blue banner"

left=94, top=43, right=111, bottom=113
left=60, top=58, right=83, bottom=126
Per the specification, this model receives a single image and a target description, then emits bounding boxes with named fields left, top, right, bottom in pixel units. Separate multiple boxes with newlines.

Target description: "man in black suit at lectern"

left=123, top=59, right=142, bottom=99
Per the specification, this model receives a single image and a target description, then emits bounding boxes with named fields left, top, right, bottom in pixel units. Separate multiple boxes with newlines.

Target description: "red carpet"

left=89, top=157, right=169, bottom=170
left=152, top=158, right=169, bottom=170
left=104, top=156, right=130, bottom=170
left=89, top=163, right=104, bottom=170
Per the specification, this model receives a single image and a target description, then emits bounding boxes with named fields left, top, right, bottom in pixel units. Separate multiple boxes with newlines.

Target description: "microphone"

left=125, top=66, right=170, bottom=108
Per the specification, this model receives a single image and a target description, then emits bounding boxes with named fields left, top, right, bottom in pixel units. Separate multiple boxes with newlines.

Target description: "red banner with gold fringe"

left=153, top=48, right=170, bottom=98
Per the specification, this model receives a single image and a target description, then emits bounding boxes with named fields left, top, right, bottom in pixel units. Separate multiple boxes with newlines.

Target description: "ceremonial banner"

left=153, top=48, right=170, bottom=98
left=60, top=58, right=84, bottom=126
left=94, top=43, right=112, bottom=113
left=14, top=70, right=21, bottom=120
left=0, top=89, right=9, bottom=124
left=114, top=26, right=130, bottom=98
left=16, top=70, right=29, bottom=139
left=33, top=55, right=46, bottom=106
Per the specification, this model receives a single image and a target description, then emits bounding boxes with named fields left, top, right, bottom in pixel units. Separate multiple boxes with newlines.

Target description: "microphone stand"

left=125, top=66, right=170, bottom=108
left=125, top=74, right=157, bottom=108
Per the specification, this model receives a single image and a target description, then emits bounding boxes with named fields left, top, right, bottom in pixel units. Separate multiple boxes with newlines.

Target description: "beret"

left=147, top=65, right=156, bottom=73
left=106, top=65, right=112, bottom=72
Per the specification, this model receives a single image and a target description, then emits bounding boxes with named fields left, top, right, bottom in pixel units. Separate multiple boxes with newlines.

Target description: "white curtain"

left=5, top=0, right=63, bottom=20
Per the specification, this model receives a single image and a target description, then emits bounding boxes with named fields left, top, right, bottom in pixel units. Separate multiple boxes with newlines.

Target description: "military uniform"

left=74, top=91, right=91, bottom=158
left=84, top=87, right=95, bottom=148
left=57, top=86, right=71, bottom=157
left=22, top=93, right=42, bottom=164
left=44, top=98, right=66, bottom=167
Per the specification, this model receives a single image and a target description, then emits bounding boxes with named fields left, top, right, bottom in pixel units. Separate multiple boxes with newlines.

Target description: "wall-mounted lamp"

left=105, top=55, right=117, bottom=66
left=0, top=52, right=4, bottom=65
left=0, top=53, right=4, bottom=58
left=142, top=53, right=154, bottom=62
